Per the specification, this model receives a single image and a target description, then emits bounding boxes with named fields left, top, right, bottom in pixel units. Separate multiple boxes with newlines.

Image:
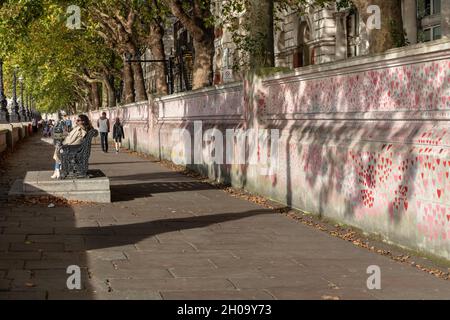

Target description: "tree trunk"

left=192, top=36, right=214, bottom=90
left=102, top=82, right=108, bottom=109
left=247, top=0, right=275, bottom=68
left=91, top=83, right=101, bottom=110
left=83, top=102, right=89, bottom=113
left=352, top=0, right=405, bottom=54
left=69, top=102, right=76, bottom=115
left=105, top=74, right=116, bottom=108
left=123, top=60, right=135, bottom=104
left=164, top=0, right=214, bottom=90
left=148, top=22, right=168, bottom=95
left=131, top=60, right=148, bottom=101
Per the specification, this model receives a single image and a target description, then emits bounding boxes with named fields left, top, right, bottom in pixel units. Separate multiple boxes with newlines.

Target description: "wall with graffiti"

left=250, top=40, right=450, bottom=259
left=88, top=40, right=450, bottom=260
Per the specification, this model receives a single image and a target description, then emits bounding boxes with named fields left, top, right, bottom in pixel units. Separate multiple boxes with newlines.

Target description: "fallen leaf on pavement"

left=322, top=295, right=340, bottom=300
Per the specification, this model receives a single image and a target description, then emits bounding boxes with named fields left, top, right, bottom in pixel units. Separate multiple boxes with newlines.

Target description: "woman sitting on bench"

left=51, top=114, right=93, bottom=179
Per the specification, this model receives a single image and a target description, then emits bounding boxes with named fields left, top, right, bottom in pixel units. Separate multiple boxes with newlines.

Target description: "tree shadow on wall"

left=276, top=57, right=447, bottom=234
left=168, top=56, right=448, bottom=238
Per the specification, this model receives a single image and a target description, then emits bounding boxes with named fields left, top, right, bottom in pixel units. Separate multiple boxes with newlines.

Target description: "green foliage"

left=389, top=20, right=409, bottom=48
left=416, top=0, right=427, bottom=20
left=0, top=0, right=124, bottom=112
left=1, top=0, right=372, bottom=111
left=335, top=0, right=353, bottom=11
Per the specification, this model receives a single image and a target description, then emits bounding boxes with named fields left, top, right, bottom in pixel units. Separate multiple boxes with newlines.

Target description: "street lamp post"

left=30, top=94, right=40, bottom=122
left=26, top=93, right=31, bottom=121
left=0, top=60, right=9, bottom=123
left=30, top=94, right=35, bottom=118
left=19, top=76, right=27, bottom=122
left=9, top=68, right=20, bottom=123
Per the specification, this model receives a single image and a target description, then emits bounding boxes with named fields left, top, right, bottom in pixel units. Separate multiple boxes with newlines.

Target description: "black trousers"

left=100, top=132, right=109, bottom=152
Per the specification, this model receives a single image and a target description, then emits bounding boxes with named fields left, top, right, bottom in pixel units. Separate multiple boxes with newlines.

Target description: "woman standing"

left=113, top=118, right=125, bottom=154
left=51, top=114, right=93, bottom=179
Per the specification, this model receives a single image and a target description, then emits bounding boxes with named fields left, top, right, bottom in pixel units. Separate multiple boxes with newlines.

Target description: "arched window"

left=293, top=21, right=311, bottom=68
left=346, top=8, right=359, bottom=57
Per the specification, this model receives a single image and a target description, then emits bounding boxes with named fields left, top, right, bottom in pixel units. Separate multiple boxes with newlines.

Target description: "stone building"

left=272, top=0, right=449, bottom=69
left=212, top=0, right=449, bottom=84
left=141, top=1, right=449, bottom=92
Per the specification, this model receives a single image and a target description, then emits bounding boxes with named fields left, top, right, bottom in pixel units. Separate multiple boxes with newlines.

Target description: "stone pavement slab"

left=0, top=136, right=450, bottom=300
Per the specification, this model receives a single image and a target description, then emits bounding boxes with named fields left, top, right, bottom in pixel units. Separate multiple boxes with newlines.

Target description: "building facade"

left=272, top=0, right=449, bottom=70
left=141, top=1, right=449, bottom=92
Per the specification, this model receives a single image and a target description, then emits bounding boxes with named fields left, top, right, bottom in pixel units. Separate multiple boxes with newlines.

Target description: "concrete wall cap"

left=263, top=39, right=450, bottom=84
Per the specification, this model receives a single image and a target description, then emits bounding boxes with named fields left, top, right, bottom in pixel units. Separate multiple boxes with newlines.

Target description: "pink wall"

left=84, top=40, right=450, bottom=260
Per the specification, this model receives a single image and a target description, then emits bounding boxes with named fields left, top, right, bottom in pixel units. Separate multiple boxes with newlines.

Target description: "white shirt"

left=98, top=118, right=109, bottom=133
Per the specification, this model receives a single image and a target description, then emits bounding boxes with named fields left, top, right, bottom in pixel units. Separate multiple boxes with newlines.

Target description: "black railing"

left=0, top=60, right=36, bottom=124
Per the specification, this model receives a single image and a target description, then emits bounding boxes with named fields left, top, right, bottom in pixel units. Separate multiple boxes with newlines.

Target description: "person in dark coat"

left=113, top=118, right=125, bottom=153
left=51, top=114, right=92, bottom=179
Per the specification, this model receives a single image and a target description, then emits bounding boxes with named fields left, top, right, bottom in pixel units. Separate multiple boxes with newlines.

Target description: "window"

left=417, top=0, right=442, bottom=42
left=433, top=0, right=441, bottom=15
left=418, top=0, right=441, bottom=17
left=346, top=9, right=359, bottom=58
left=433, top=25, right=442, bottom=39
left=422, top=25, right=442, bottom=42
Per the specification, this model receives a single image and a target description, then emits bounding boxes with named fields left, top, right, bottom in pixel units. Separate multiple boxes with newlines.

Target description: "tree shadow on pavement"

left=76, top=209, right=276, bottom=251
left=110, top=181, right=218, bottom=202
left=0, top=135, right=279, bottom=300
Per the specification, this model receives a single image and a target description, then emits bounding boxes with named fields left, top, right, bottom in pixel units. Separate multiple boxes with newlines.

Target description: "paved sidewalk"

left=1, top=136, right=450, bottom=300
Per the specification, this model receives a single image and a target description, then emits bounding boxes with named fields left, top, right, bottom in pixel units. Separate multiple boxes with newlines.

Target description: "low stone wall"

left=85, top=39, right=450, bottom=260
left=0, top=122, right=33, bottom=154
left=0, top=129, right=7, bottom=154
left=14, top=123, right=26, bottom=141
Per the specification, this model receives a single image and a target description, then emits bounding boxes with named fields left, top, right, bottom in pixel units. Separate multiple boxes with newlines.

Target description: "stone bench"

left=59, top=129, right=99, bottom=179
left=9, top=169, right=111, bottom=203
